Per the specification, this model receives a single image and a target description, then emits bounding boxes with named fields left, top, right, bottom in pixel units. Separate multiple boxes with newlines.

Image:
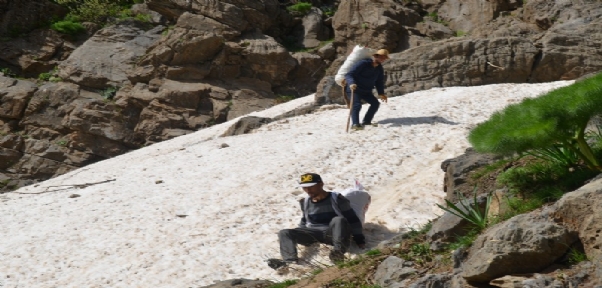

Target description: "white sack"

left=334, top=45, right=374, bottom=87
left=338, top=179, right=371, bottom=224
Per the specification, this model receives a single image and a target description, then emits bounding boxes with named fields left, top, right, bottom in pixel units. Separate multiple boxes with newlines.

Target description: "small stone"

left=155, top=180, right=163, bottom=184
left=69, top=194, right=80, bottom=198
left=220, top=143, right=229, bottom=148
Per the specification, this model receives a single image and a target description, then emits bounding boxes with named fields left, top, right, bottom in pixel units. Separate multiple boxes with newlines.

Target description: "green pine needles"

left=469, top=72, right=602, bottom=171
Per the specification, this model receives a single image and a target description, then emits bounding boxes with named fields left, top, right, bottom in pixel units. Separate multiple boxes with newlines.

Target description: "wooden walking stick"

left=345, top=88, right=355, bottom=133
left=341, top=80, right=349, bottom=107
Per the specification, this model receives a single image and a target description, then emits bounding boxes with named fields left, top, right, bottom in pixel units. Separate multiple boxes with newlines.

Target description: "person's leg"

left=360, top=94, right=380, bottom=125
left=346, top=87, right=362, bottom=126
left=323, top=217, right=352, bottom=253
left=278, top=227, right=325, bottom=261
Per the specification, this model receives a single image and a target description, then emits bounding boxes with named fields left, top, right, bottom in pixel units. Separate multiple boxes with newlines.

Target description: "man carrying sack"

left=344, top=48, right=390, bottom=131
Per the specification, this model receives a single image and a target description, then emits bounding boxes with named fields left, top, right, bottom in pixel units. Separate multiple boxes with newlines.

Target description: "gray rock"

left=374, top=256, right=418, bottom=287
left=408, top=273, right=453, bottom=288
left=462, top=213, right=578, bottom=283
left=58, top=20, right=164, bottom=89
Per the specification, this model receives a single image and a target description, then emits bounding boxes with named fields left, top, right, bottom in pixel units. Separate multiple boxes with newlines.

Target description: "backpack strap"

left=330, top=192, right=343, bottom=217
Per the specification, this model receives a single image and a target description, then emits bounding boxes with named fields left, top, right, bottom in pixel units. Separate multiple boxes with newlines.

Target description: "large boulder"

left=300, top=7, right=331, bottom=49
left=332, top=0, right=422, bottom=54
left=462, top=213, right=578, bottom=283
left=58, top=20, right=164, bottom=89
left=530, top=17, right=602, bottom=82
left=146, top=0, right=281, bottom=34
left=0, top=76, right=37, bottom=119
left=437, top=0, right=522, bottom=34
left=0, top=29, right=72, bottom=77
left=0, top=0, right=66, bottom=38
left=552, top=176, right=602, bottom=265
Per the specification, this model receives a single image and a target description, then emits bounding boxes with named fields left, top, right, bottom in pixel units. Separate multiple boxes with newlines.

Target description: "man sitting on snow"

left=267, top=173, right=365, bottom=269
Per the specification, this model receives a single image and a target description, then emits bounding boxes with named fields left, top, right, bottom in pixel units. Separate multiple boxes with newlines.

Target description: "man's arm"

left=375, top=66, right=385, bottom=95
left=298, top=198, right=307, bottom=228
left=335, top=195, right=366, bottom=246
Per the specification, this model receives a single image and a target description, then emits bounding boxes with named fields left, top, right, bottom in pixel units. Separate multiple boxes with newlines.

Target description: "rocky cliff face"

left=1, top=0, right=602, bottom=193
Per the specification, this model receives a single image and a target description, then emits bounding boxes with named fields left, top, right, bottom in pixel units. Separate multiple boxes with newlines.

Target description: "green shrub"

left=52, top=0, right=137, bottom=23
left=455, top=30, right=466, bottom=37
left=447, top=229, right=479, bottom=250
left=287, top=2, right=312, bottom=15
left=469, top=72, right=602, bottom=171
left=402, top=221, right=432, bottom=240
left=38, top=72, right=52, bottom=81
left=568, top=248, right=588, bottom=265
left=0, top=67, right=16, bottom=77
left=51, top=20, right=86, bottom=35
left=497, top=160, right=597, bottom=199
left=322, top=6, right=336, bottom=17
left=492, top=158, right=598, bottom=218
left=275, top=95, right=295, bottom=104
left=135, top=13, right=152, bottom=22
left=427, top=12, right=439, bottom=22
left=101, top=86, right=118, bottom=100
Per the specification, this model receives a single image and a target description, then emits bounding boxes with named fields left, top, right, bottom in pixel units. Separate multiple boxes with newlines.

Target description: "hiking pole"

left=345, top=89, right=354, bottom=133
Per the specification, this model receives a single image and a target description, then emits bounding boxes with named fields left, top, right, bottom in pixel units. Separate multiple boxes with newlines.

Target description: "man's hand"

left=379, top=94, right=388, bottom=103
left=350, top=84, right=357, bottom=91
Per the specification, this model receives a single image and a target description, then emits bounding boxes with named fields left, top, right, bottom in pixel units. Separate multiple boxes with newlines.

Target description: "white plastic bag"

left=334, top=45, right=374, bottom=87
left=338, top=179, right=371, bottom=224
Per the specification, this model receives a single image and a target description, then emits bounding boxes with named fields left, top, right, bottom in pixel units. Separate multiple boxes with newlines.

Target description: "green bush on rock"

left=469, top=72, right=602, bottom=171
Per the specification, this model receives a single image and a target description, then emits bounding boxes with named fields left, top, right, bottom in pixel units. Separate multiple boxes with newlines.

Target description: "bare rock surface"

left=59, top=20, right=164, bottom=89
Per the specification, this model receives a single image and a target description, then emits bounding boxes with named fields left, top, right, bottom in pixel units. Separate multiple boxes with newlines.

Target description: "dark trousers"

left=278, top=216, right=351, bottom=261
left=346, top=88, right=380, bottom=125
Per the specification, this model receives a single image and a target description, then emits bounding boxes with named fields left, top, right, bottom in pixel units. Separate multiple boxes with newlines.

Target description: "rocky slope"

left=199, top=149, right=602, bottom=287
left=1, top=0, right=601, bottom=193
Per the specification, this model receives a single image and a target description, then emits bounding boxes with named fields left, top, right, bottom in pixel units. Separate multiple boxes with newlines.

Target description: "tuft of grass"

left=327, top=279, right=381, bottom=288
left=51, top=20, right=86, bottom=35
left=470, top=159, right=509, bottom=180
left=134, top=13, right=151, bottom=22
left=568, top=248, right=588, bottom=265
left=446, top=229, right=479, bottom=250
left=322, top=6, right=336, bottom=17
left=455, top=30, right=466, bottom=37
left=268, top=280, right=298, bottom=288
left=275, top=95, right=295, bottom=104
left=403, top=242, right=432, bottom=265
left=287, top=2, right=312, bottom=15
left=497, top=159, right=597, bottom=202
left=365, top=249, right=382, bottom=256
left=101, top=86, right=118, bottom=100
left=38, top=67, right=59, bottom=82
left=311, top=268, right=323, bottom=275
left=0, top=67, right=16, bottom=78
left=427, top=12, right=438, bottom=21
left=38, top=72, right=52, bottom=81
left=403, top=221, right=432, bottom=240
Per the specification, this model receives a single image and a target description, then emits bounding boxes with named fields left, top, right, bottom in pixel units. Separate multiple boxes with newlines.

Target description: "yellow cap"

left=373, top=49, right=390, bottom=59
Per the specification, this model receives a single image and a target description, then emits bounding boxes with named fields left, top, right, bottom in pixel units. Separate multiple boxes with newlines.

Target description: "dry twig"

left=8, top=179, right=116, bottom=195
